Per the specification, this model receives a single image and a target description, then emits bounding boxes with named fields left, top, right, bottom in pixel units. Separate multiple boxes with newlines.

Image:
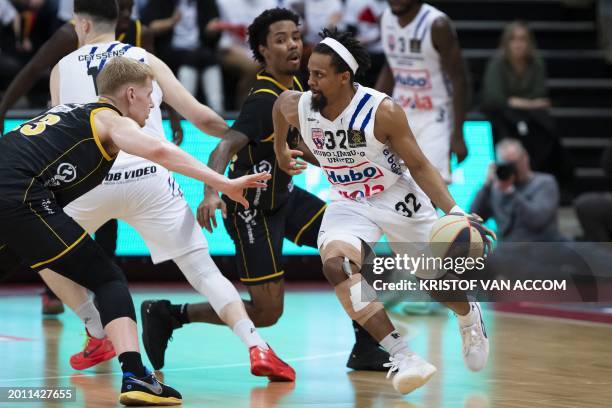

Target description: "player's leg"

left=0, top=194, right=180, bottom=405
left=284, top=187, right=390, bottom=371
left=61, top=186, right=121, bottom=369
left=141, top=247, right=294, bottom=381
left=318, top=200, right=437, bottom=394
left=119, top=173, right=293, bottom=378
left=165, top=204, right=287, bottom=328
left=381, top=182, right=489, bottom=372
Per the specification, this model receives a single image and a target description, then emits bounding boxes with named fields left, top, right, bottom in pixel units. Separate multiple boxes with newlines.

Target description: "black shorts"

left=0, top=183, right=89, bottom=271
left=223, top=187, right=326, bottom=286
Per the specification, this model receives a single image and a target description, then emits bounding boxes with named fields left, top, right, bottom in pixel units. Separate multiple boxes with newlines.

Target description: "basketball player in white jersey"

left=377, top=0, right=469, bottom=182
left=41, top=0, right=296, bottom=382
left=273, top=29, right=492, bottom=394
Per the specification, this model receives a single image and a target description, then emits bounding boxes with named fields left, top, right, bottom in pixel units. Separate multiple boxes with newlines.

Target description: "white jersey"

left=381, top=4, right=450, bottom=119
left=298, top=84, right=405, bottom=201
left=58, top=41, right=164, bottom=168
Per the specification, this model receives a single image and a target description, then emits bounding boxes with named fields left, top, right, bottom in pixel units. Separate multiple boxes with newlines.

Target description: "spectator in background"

left=287, top=0, right=342, bottom=79
left=143, top=0, right=224, bottom=112
left=574, top=142, right=612, bottom=241
left=343, top=0, right=386, bottom=87
left=0, top=0, right=23, bottom=94
left=480, top=22, right=574, bottom=183
left=215, top=0, right=278, bottom=108
left=470, top=138, right=562, bottom=242
left=481, top=21, right=551, bottom=117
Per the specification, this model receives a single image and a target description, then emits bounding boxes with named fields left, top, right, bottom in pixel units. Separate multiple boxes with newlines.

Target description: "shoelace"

left=461, top=324, right=483, bottom=354
left=383, top=354, right=412, bottom=379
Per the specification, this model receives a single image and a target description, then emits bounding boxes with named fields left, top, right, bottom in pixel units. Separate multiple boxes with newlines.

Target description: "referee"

left=141, top=8, right=390, bottom=372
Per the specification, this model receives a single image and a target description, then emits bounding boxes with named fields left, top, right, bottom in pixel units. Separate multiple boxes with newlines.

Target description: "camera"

left=495, top=162, right=516, bottom=181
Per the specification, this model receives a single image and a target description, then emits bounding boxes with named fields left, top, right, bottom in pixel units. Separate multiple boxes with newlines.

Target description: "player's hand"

left=222, top=172, right=271, bottom=209
left=467, top=212, right=497, bottom=255
left=277, top=147, right=308, bottom=176
left=197, top=193, right=227, bottom=233
left=451, top=130, right=468, bottom=164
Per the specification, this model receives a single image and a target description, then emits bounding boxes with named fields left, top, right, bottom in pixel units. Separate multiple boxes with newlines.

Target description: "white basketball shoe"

left=458, top=302, right=489, bottom=372
left=384, top=352, right=437, bottom=394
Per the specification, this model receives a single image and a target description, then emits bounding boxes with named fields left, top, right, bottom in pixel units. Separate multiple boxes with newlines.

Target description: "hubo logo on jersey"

left=311, top=128, right=325, bottom=149
left=45, top=163, right=77, bottom=187
left=393, top=68, right=432, bottom=91
left=324, top=162, right=384, bottom=186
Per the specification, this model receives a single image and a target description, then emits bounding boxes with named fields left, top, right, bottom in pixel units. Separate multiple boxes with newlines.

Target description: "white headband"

left=320, top=37, right=359, bottom=74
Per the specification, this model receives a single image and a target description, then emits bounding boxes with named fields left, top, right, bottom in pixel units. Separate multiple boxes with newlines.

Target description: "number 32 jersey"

left=298, top=85, right=406, bottom=201
left=58, top=41, right=164, bottom=168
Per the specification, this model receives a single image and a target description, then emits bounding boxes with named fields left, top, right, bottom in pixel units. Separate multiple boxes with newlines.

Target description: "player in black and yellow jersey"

left=0, top=0, right=181, bottom=315
left=140, top=8, right=391, bottom=373
left=0, top=57, right=269, bottom=406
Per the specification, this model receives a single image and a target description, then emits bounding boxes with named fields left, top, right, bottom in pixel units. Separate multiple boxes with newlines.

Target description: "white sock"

left=75, top=299, right=105, bottom=339
left=232, top=319, right=268, bottom=350
left=457, top=302, right=478, bottom=327
left=380, top=330, right=410, bottom=358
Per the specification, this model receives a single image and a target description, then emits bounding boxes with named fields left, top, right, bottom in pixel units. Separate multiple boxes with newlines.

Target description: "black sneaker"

left=140, top=300, right=182, bottom=370
left=119, top=369, right=181, bottom=406
left=346, top=342, right=390, bottom=372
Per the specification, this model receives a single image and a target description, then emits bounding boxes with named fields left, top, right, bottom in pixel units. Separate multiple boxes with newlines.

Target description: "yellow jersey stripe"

left=240, top=270, right=284, bottom=283
left=90, top=107, right=117, bottom=161
left=31, top=231, right=88, bottom=269
left=293, top=204, right=327, bottom=245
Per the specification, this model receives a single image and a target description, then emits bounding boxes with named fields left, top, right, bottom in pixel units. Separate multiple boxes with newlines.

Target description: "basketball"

left=429, top=214, right=487, bottom=261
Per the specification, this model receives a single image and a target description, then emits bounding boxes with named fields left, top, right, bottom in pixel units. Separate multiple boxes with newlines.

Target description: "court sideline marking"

left=0, top=351, right=348, bottom=383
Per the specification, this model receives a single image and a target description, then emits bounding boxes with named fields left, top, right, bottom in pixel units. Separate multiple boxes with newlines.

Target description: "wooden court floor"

left=1, top=287, right=611, bottom=407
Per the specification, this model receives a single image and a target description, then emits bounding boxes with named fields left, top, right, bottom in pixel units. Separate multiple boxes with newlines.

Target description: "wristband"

left=449, top=205, right=466, bottom=215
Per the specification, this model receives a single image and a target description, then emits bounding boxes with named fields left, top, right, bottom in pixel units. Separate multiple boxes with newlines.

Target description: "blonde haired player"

left=42, top=0, right=296, bottom=382
left=273, top=28, right=493, bottom=394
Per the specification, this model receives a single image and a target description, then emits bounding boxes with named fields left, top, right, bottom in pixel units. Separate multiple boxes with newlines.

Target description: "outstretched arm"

left=147, top=52, right=229, bottom=137
left=197, top=129, right=250, bottom=231
left=94, top=110, right=268, bottom=207
left=0, top=23, right=77, bottom=133
left=272, top=90, right=306, bottom=175
left=375, top=99, right=456, bottom=213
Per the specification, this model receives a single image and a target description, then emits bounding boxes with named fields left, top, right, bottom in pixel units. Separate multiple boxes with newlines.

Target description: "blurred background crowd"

left=1, top=0, right=612, bottom=246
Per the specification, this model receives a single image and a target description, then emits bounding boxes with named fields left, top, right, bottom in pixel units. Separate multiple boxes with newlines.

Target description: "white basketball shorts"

left=64, top=160, right=207, bottom=264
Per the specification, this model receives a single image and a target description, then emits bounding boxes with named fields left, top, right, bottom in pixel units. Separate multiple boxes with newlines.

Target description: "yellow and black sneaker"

left=119, top=369, right=181, bottom=406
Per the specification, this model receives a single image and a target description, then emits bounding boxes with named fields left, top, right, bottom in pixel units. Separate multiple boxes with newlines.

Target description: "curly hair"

left=248, top=8, right=300, bottom=64
left=313, top=27, right=371, bottom=81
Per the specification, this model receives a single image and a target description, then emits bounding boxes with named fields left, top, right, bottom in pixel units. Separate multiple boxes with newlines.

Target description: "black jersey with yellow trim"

left=117, top=19, right=143, bottom=48
left=227, top=71, right=304, bottom=211
left=0, top=102, right=120, bottom=207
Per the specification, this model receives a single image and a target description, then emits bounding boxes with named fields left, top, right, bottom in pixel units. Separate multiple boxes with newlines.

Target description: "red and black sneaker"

left=70, top=329, right=116, bottom=370
left=250, top=345, right=296, bottom=382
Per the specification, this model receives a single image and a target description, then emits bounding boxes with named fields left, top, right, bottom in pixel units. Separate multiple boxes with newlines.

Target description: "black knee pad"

left=95, top=280, right=136, bottom=326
